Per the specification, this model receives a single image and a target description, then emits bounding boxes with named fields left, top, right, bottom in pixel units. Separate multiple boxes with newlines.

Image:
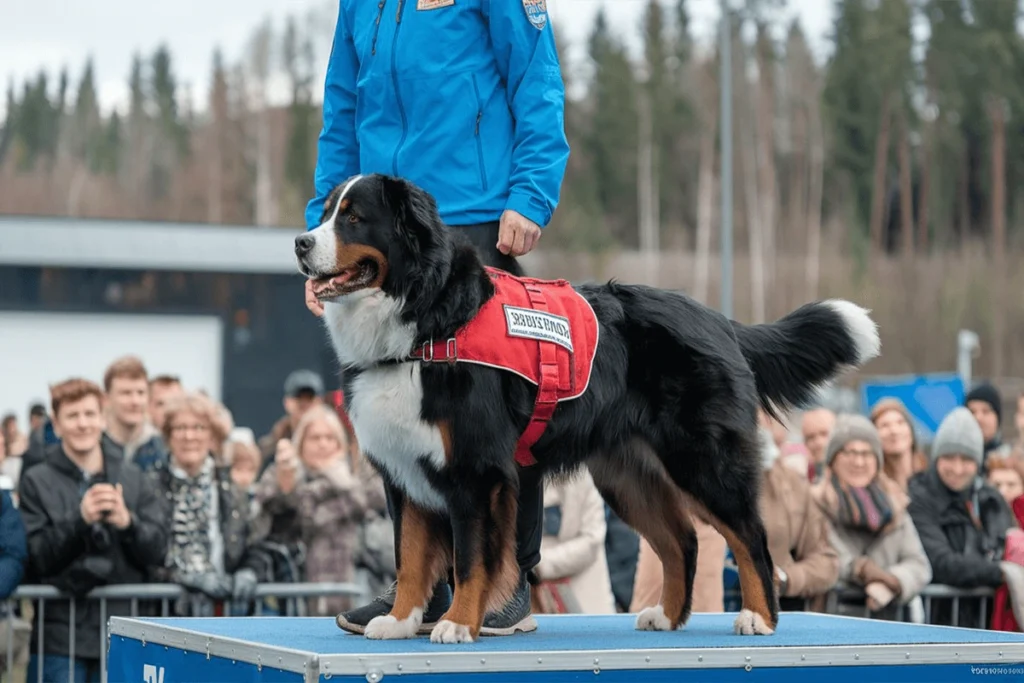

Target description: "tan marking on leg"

left=482, top=483, right=520, bottom=615
left=689, top=499, right=776, bottom=631
left=589, top=453, right=695, bottom=629
left=391, top=503, right=450, bottom=621
left=441, top=560, right=491, bottom=639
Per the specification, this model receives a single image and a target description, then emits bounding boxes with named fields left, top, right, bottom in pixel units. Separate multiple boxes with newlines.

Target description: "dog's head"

left=295, top=173, right=450, bottom=302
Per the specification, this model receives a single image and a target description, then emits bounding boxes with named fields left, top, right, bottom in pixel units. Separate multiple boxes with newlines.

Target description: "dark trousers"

left=381, top=220, right=544, bottom=582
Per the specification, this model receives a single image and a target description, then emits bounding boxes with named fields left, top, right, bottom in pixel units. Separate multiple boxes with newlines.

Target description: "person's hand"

left=9, top=433, right=27, bottom=457
left=276, top=439, right=299, bottom=493
left=857, top=557, right=900, bottom=593
left=232, top=568, right=259, bottom=602
left=180, top=571, right=233, bottom=599
left=80, top=484, right=118, bottom=525
left=775, top=566, right=789, bottom=597
left=305, top=279, right=324, bottom=317
left=106, top=484, right=132, bottom=530
left=497, top=209, right=541, bottom=257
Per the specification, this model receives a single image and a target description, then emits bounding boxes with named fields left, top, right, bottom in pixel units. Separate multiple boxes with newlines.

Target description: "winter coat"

left=148, top=459, right=264, bottom=582
left=19, top=445, right=167, bottom=659
left=535, top=470, right=616, bottom=614
left=812, top=475, right=932, bottom=618
left=908, top=467, right=1016, bottom=627
left=254, top=456, right=377, bottom=614
left=0, top=490, right=26, bottom=598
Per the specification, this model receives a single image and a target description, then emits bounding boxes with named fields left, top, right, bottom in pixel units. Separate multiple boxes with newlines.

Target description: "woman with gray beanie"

left=907, top=407, right=1017, bottom=627
left=811, top=414, right=931, bottom=620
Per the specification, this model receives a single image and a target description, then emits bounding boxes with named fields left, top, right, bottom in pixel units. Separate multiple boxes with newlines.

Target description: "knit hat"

left=931, top=406, right=984, bottom=465
left=825, top=414, right=884, bottom=470
left=965, top=382, right=1002, bottom=426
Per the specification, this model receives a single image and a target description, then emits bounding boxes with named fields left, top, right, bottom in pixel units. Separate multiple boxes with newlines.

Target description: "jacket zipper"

left=472, top=77, right=489, bottom=191
left=371, top=0, right=386, bottom=56
left=391, top=0, right=408, bottom=176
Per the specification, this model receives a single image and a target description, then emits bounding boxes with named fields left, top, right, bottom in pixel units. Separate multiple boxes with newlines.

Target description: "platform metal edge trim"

left=319, top=642, right=1024, bottom=677
left=108, top=617, right=316, bottom=676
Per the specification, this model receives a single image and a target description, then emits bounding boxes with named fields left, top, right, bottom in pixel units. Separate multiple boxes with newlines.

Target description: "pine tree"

left=71, top=58, right=101, bottom=170
left=148, top=45, right=188, bottom=199
left=586, top=9, right=639, bottom=247
left=283, top=15, right=318, bottom=205
left=0, top=79, right=16, bottom=166
left=544, top=20, right=609, bottom=252
left=822, top=0, right=888, bottom=245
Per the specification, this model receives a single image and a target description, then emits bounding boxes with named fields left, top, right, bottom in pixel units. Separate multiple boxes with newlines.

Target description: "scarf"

left=828, top=472, right=895, bottom=535
left=166, top=455, right=218, bottom=575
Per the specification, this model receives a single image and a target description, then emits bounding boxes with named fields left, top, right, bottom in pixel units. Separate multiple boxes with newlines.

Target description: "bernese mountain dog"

left=294, top=173, right=880, bottom=644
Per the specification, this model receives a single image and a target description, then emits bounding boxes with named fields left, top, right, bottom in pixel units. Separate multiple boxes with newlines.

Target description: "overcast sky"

left=1, top=0, right=833, bottom=116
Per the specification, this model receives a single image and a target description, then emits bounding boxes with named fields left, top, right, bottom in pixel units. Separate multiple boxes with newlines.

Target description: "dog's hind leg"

left=431, top=480, right=520, bottom=643
left=365, top=499, right=452, bottom=640
left=588, top=441, right=699, bottom=631
left=664, top=431, right=779, bottom=635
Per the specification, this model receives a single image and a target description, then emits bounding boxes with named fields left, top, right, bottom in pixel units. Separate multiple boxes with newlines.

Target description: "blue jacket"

left=0, top=490, right=26, bottom=598
left=305, top=0, right=570, bottom=230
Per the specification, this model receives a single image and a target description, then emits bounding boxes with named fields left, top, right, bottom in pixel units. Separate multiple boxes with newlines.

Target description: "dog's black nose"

left=295, top=233, right=315, bottom=256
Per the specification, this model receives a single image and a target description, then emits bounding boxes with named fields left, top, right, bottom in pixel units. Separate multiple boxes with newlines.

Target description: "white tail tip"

left=822, top=299, right=881, bottom=365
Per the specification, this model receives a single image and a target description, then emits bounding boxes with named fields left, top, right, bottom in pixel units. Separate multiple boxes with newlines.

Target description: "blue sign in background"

left=860, top=373, right=966, bottom=442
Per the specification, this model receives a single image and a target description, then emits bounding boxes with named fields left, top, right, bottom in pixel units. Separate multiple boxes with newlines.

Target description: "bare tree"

left=805, top=70, right=824, bottom=302
left=869, top=93, right=892, bottom=252
left=247, top=17, right=277, bottom=227
left=754, top=24, right=777, bottom=304
left=694, top=58, right=718, bottom=304
left=739, top=55, right=766, bottom=324
left=897, top=112, right=914, bottom=255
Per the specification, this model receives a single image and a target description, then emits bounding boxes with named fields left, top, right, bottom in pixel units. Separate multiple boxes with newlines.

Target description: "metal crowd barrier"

left=726, top=583, right=997, bottom=628
left=1, top=581, right=369, bottom=683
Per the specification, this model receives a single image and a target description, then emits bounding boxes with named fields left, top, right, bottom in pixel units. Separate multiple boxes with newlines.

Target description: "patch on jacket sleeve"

left=417, top=0, right=455, bottom=9
left=522, top=0, right=548, bottom=30
left=504, top=305, right=573, bottom=352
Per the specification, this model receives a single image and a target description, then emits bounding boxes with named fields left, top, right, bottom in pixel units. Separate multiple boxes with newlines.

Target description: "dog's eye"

left=348, top=214, right=359, bottom=224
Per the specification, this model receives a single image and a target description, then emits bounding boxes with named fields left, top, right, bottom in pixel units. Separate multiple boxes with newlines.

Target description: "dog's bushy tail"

left=731, top=300, right=880, bottom=420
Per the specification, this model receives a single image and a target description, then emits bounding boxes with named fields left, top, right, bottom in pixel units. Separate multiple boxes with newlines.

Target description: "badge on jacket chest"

left=417, top=0, right=455, bottom=9
left=523, top=0, right=548, bottom=30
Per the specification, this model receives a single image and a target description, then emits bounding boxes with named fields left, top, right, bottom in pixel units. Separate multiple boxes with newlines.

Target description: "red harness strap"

left=512, top=281, right=560, bottom=467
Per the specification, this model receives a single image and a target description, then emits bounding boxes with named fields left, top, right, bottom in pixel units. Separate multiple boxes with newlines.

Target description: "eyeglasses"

left=171, top=423, right=209, bottom=435
left=840, top=448, right=876, bottom=461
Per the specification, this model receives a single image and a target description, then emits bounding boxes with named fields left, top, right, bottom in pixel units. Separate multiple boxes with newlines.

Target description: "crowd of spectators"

left=1, top=355, right=1023, bottom=680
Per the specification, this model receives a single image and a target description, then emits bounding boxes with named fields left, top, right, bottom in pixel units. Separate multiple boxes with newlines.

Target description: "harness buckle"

left=421, top=339, right=434, bottom=362
left=445, top=337, right=457, bottom=363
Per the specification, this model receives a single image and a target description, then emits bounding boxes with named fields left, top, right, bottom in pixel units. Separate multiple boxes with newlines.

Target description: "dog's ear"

left=380, top=176, right=440, bottom=251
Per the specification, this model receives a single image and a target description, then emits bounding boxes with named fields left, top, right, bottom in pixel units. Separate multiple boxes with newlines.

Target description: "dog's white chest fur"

left=323, top=293, right=448, bottom=512
left=346, top=363, right=448, bottom=512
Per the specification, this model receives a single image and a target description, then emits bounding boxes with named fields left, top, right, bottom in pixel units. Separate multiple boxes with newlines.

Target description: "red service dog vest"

left=411, top=267, right=599, bottom=466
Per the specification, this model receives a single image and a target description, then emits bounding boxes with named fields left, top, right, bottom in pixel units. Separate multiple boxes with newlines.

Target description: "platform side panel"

left=323, top=662, right=1024, bottom=683
left=109, top=637, right=306, bottom=683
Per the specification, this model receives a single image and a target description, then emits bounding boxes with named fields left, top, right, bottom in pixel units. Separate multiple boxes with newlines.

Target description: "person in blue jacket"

left=304, top=0, right=569, bottom=638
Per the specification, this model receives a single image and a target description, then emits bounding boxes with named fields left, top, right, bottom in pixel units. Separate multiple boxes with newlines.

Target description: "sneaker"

left=335, top=580, right=452, bottom=635
left=479, top=571, right=537, bottom=636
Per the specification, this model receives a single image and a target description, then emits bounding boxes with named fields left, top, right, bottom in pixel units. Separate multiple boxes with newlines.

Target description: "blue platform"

left=109, top=612, right=1024, bottom=682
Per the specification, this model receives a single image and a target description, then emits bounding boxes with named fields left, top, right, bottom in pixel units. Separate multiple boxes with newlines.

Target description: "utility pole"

left=719, top=0, right=733, bottom=319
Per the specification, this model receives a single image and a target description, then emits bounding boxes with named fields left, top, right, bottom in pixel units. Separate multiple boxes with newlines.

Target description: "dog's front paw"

left=365, top=608, right=423, bottom=640
left=430, top=619, right=475, bottom=644
left=635, top=605, right=676, bottom=631
left=733, top=608, right=774, bottom=635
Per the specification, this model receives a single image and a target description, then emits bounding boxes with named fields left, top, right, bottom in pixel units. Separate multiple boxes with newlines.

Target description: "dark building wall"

left=0, top=265, right=336, bottom=438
